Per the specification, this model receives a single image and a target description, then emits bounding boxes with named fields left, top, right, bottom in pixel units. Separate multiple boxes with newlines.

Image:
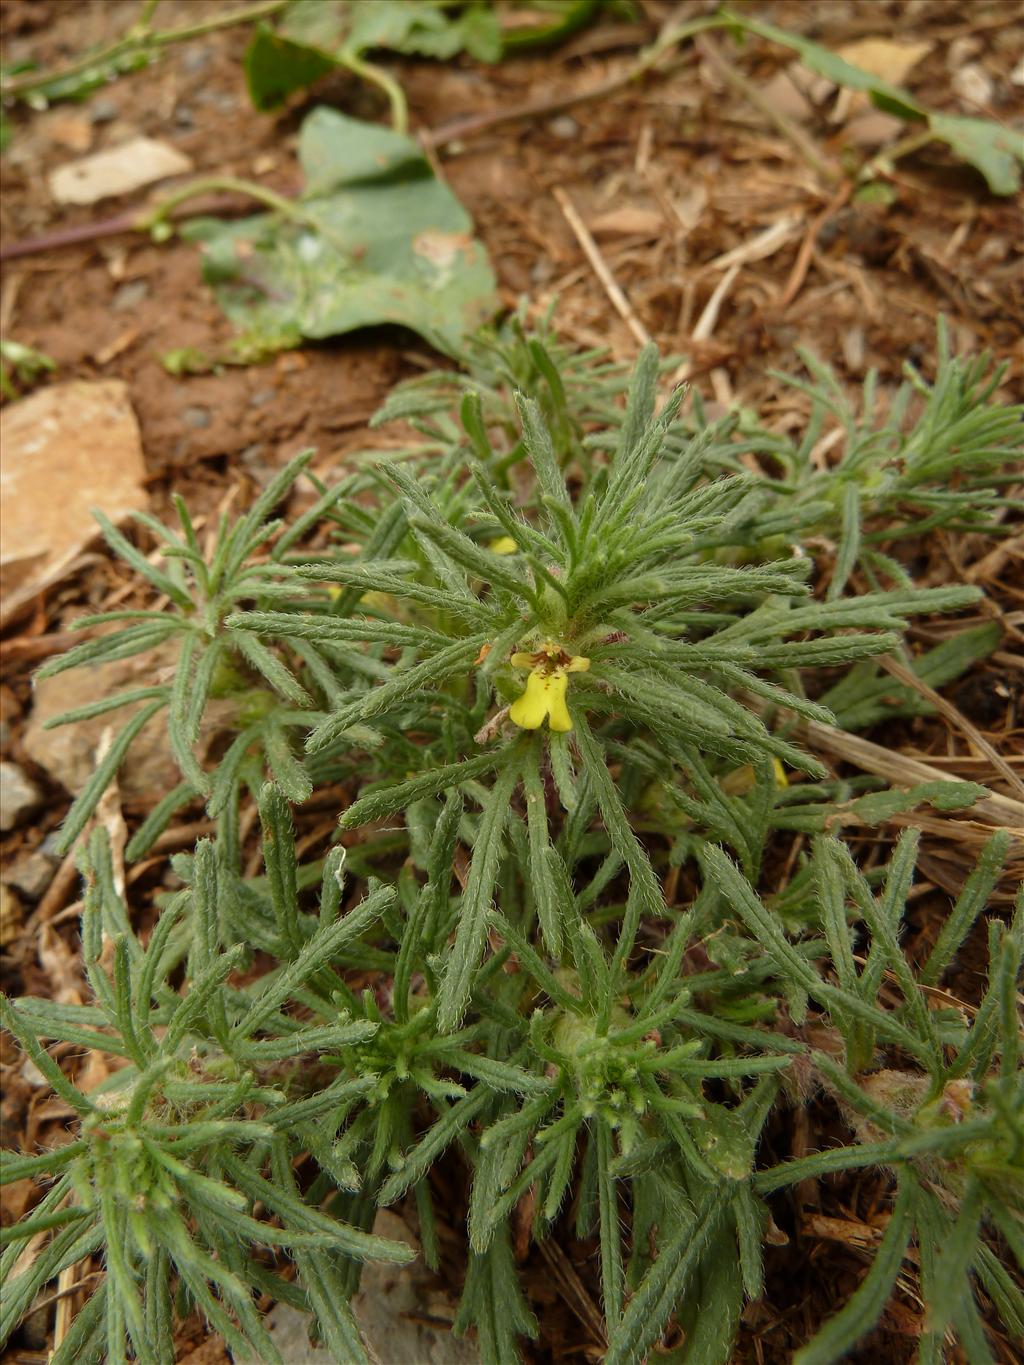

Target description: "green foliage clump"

left=3, top=327, right=1021, bottom=1363
left=0, top=337, right=56, bottom=399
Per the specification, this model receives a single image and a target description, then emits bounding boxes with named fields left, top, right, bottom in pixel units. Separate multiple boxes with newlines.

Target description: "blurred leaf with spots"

left=182, top=108, right=497, bottom=357
left=243, top=0, right=607, bottom=114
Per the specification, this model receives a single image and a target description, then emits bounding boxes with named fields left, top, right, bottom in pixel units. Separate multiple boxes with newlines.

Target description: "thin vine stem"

left=337, top=50, right=409, bottom=136
left=137, top=176, right=307, bottom=233
left=1, top=0, right=288, bottom=101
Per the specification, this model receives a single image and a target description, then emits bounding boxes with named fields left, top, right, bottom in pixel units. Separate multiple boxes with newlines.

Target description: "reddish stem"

left=0, top=189, right=295, bottom=262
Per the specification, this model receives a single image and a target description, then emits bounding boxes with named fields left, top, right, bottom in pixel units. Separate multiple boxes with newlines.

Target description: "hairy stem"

left=2, top=0, right=288, bottom=100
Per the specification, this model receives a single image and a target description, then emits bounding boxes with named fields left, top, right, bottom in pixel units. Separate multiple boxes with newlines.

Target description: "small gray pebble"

left=0, top=760, right=42, bottom=832
left=174, top=104, right=194, bottom=129
left=249, top=388, right=276, bottom=408
left=112, top=279, right=149, bottom=312
left=6, top=852, right=54, bottom=901
left=531, top=258, right=555, bottom=285
left=182, top=47, right=213, bottom=75
left=182, top=406, right=212, bottom=429
left=548, top=115, right=579, bottom=139
left=89, top=98, right=118, bottom=124
left=40, top=831, right=64, bottom=858
left=240, top=442, right=265, bottom=462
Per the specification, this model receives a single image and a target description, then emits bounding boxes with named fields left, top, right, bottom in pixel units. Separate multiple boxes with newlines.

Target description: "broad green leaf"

left=928, top=113, right=1024, bottom=198
left=500, top=0, right=600, bottom=52
left=277, top=0, right=349, bottom=52
left=184, top=108, right=497, bottom=357
left=299, top=108, right=426, bottom=190
left=241, top=0, right=606, bottom=114
left=336, top=0, right=501, bottom=61
left=243, top=0, right=502, bottom=112
left=243, top=24, right=336, bottom=112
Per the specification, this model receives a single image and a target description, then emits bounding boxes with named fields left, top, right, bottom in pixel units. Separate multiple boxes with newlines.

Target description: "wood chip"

left=588, top=206, right=664, bottom=237
left=48, top=137, right=192, bottom=206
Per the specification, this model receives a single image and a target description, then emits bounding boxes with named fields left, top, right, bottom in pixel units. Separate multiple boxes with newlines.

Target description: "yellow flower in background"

left=720, top=758, right=791, bottom=797
left=359, top=590, right=399, bottom=613
left=720, top=756, right=789, bottom=797
left=509, top=641, right=590, bottom=733
left=489, top=536, right=519, bottom=555
left=329, top=587, right=400, bottom=612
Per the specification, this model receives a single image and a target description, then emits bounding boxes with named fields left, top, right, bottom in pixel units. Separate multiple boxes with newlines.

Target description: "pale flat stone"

left=24, top=641, right=236, bottom=806
left=0, top=761, right=42, bottom=831
left=4, top=850, right=54, bottom=900
left=760, top=68, right=815, bottom=122
left=952, top=63, right=994, bottom=109
left=258, top=1306, right=333, bottom=1364
left=0, top=380, right=148, bottom=607
left=24, top=643, right=181, bottom=806
left=353, top=1211, right=479, bottom=1365
left=844, top=109, right=905, bottom=147
left=255, top=1211, right=480, bottom=1365
left=48, top=137, right=192, bottom=205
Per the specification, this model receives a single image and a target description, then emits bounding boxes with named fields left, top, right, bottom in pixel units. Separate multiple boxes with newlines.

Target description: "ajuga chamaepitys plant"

left=3, top=328, right=1020, bottom=1363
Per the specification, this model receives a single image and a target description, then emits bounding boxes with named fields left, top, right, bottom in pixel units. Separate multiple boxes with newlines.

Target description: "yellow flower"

left=509, top=641, right=589, bottom=733
left=489, top=536, right=518, bottom=555
left=510, top=668, right=572, bottom=731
